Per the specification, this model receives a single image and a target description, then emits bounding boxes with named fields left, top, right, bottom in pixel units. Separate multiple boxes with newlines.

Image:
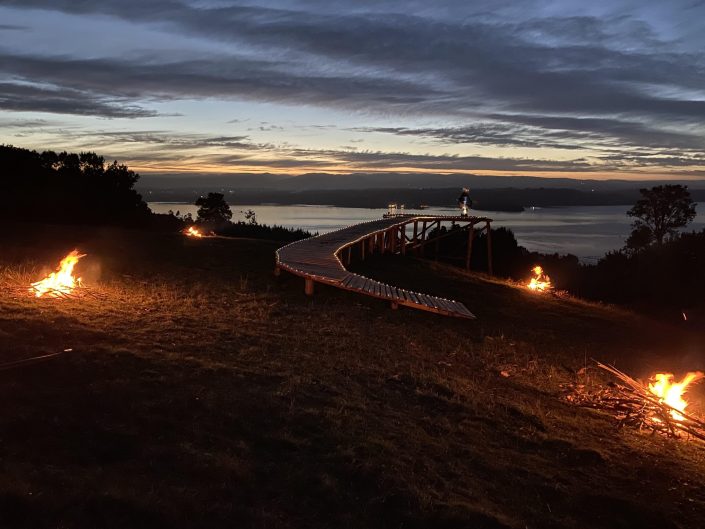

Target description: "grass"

left=0, top=221, right=704, bottom=528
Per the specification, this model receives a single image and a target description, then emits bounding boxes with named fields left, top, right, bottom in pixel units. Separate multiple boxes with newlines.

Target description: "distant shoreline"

left=142, top=186, right=703, bottom=212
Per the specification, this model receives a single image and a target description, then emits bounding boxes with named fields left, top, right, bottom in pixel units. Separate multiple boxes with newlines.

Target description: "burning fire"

left=30, top=250, right=86, bottom=298
left=184, top=226, right=204, bottom=238
left=527, top=265, right=552, bottom=292
left=648, top=372, right=704, bottom=421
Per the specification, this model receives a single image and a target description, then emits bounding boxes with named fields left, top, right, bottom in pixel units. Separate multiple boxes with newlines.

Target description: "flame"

left=184, top=226, right=204, bottom=238
left=30, top=250, right=86, bottom=298
left=648, top=372, right=704, bottom=421
left=527, top=265, right=552, bottom=292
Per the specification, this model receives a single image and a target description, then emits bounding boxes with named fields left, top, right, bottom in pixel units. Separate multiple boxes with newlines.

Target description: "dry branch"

left=563, top=362, right=705, bottom=443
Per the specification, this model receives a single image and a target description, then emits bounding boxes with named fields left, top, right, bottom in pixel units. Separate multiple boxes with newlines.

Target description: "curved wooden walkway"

left=275, top=215, right=493, bottom=319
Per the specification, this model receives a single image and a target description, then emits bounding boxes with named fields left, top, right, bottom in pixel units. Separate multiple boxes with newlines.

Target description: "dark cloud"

left=0, top=51, right=438, bottom=116
left=68, top=127, right=602, bottom=173
left=4, top=0, right=705, bottom=120
left=358, top=124, right=587, bottom=150
left=90, top=131, right=255, bottom=150
left=1, top=0, right=705, bottom=174
left=0, top=82, right=156, bottom=118
left=268, top=146, right=600, bottom=173
left=362, top=114, right=705, bottom=153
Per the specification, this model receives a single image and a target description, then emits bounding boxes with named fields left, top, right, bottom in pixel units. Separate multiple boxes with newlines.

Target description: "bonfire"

left=526, top=265, right=552, bottom=292
left=649, top=372, right=704, bottom=422
left=30, top=250, right=86, bottom=298
left=184, top=226, right=204, bottom=238
left=565, top=362, right=705, bottom=441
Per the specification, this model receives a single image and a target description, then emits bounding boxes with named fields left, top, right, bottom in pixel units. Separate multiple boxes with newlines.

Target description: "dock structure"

left=275, top=215, right=493, bottom=319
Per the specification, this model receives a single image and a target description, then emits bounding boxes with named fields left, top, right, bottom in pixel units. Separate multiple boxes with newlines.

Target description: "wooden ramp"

left=275, top=215, right=492, bottom=319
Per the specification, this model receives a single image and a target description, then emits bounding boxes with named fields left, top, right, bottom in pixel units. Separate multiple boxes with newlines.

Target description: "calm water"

left=149, top=202, right=705, bottom=262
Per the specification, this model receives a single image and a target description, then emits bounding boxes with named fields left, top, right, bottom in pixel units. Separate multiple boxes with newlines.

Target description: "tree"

left=195, top=192, right=232, bottom=226
left=242, top=209, right=257, bottom=225
left=626, top=185, right=696, bottom=249
left=0, top=145, right=150, bottom=225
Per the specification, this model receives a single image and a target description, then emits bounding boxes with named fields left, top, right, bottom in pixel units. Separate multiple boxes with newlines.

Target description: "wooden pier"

left=275, top=215, right=493, bottom=319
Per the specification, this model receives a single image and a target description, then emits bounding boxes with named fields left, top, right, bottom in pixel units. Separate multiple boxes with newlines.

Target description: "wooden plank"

left=414, top=293, right=430, bottom=307
left=427, top=296, right=442, bottom=310
left=350, top=275, right=366, bottom=290
left=420, top=294, right=438, bottom=309
left=368, top=280, right=378, bottom=295
left=434, top=297, right=453, bottom=312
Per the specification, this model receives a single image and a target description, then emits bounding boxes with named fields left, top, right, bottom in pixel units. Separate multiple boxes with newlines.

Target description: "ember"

left=184, top=226, right=204, bottom=238
left=30, top=250, right=86, bottom=298
left=527, top=265, right=552, bottom=292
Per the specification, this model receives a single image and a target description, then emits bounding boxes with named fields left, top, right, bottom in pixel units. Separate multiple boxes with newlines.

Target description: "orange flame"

left=527, top=265, right=552, bottom=292
left=648, top=372, right=704, bottom=421
left=184, top=226, right=204, bottom=238
left=30, top=250, right=86, bottom=298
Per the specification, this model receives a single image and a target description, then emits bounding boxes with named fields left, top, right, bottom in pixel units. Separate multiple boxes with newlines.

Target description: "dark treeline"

left=179, top=192, right=314, bottom=242
left=427, top=224, right=705, bottom=316
left=1, top=144, right=152, bottom=226
left=219, top=222, right=313, bottom=243
left=1, top=145, right=311, bottom=242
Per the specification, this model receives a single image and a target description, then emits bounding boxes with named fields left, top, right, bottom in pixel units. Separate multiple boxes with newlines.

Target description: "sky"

left=1, top=0, right=705, bottom=181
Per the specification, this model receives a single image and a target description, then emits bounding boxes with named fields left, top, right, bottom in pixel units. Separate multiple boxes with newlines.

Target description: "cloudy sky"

left=1, top=0, right=704, bottom=180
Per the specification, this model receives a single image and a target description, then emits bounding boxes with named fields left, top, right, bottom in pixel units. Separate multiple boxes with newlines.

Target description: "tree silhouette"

left=0, top=144, right=149, bottom=225
left=195, top=192, right=232, bottom=226
left=626, top=185, right=696, bottom=249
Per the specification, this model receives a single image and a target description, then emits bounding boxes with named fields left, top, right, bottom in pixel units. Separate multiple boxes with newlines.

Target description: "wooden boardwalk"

left=275, top=215, right=492, bottom=319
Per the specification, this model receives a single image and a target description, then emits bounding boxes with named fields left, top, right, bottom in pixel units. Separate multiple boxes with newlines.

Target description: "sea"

left=148, top=202, right=705, bottom=263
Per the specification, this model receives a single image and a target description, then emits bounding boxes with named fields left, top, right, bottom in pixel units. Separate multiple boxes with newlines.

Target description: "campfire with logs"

left=184, top=226, right=204, bottom=238
left=565, top=362, right=705, bottom=442
left=29, top=250, right=86, bottom=298
left=526, top=265, right=552, bottom=292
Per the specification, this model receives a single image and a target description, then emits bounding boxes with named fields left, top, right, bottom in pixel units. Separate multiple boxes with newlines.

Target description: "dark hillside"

left=0, top=223, right=704, bottom=528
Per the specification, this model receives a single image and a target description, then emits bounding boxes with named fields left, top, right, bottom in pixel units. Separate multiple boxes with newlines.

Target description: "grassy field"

left=1, top=222, right=704, bottom=528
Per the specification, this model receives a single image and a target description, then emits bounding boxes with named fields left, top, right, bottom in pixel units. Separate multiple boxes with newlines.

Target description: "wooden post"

left=391, top=301, right=399, bottom=310
left=413, top=220, right=418, bottom=243
left=434, top=221, right=440, bottom=260
left=390, top=227, right=397, bottom=253
left=346, top=247, right=352, bottom=265
left=274, top=266, right=281, bottom=277
left=305, top=278, right=314, bottom=296
left=465, top=224, right=475, bottom=270
left=379, top=232, right=385, bottom=255
left=401, top=224, right=407, bottom=255
left=369, top=236, right=375, bottom=254
left=421, top=221, right=427, bottom=242
left=486, top=221, right=493, bottom=275
left=360, top=239, right=365, bottom=260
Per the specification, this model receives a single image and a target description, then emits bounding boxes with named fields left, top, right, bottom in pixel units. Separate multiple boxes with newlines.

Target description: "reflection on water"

left=149, top=202, right=705, bottom=262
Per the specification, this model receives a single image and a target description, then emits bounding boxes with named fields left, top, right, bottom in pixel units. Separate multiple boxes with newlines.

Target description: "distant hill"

left=139, top=171, right=705, bottom=192
left=141, top=186, right=705, bottom=211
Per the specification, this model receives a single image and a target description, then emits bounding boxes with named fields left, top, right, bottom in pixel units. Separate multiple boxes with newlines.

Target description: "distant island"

left=140, top=186, right=705, bottom=212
